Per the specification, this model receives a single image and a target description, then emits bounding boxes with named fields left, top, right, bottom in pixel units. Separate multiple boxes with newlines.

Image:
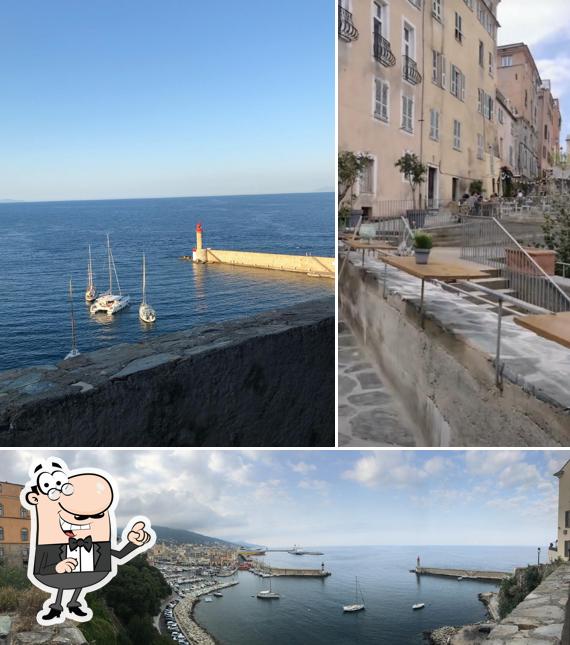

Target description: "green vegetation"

left=498, top=562, right=563, bottom=619
left=469, top=180, right=483, bottom=195
left=0, top=566, right=47, bottom=631
left=543, top=206, right=570, bottom=274
left=338, top=151, right=373, bottom=209
left=413, top=232, right=433, bottom=250
left=395, top=153, right=426, bottom=209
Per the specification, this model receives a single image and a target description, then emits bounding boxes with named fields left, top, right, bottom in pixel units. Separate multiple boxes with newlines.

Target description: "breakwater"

left=251, top=566, right=331, bottom=578
left=175, top=580, right=239, bottom=645
left=0, top=297, right=334, bottom=447
left=413, top=567, right=510, bottom=582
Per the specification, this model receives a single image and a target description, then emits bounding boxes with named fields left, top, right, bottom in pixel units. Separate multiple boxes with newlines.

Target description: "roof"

left=497, top=42, right=541, bottom=82
left=554, top=459, right=570, bottom=478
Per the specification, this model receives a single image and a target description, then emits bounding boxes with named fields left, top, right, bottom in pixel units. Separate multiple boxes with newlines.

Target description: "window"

left=501, top=55, right=512, bottom=67
left=402, top=95, right=414, bottom=132
left=432, top=0, right=442, bottom=21
left=432, top=50, right=446, bottom=87
left=453, top=119, right=462, bottom=150
left=0, top=527, right=3, bottom=541
left=20, top=507, right=28, bottom=519
left=477, top=88, right=484, bottom=114
left=477, top=133, right=484, bottom=159
left=429, top=109, right=440, bottom=140
left=21, top=528, right=28, bottom=542
left=488, top=51, right=494, bottom=76
left=525, top=90, right=528, bottom=107
left=499, top=137, right=504, bottom=158
left=374, top=78, right=389, bottom=122
left=0, top=504, right=3, bottom=517
left=498, top=107, right=504, bottom=124
left=360, top=159, right=375, bottom=194
left=402, top=22, right=415, bottom=60
left=566, top=510, right=570, bottom=529
left=450, top=65, right=465, bottom=101
left=455, top=13, right=463, bottom=42
left=478, top=41, right=484, bottom=67
left=373, top=1, right=386, bottom=38
left=464, top=0, right=473, bottom=8
left=487, top=95, right=493, bottom=121
left=509, top=145, right=513, bottom=166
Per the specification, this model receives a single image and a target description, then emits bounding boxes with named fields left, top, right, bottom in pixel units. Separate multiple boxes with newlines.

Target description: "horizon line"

left=0, top=189, right=335, bottom=205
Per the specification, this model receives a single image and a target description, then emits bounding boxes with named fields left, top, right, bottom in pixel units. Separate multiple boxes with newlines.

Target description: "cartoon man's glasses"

left=37, top=470, right=74, bottom=500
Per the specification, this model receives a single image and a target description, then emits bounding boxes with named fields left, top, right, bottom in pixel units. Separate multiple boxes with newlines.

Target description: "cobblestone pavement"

left=338, top=320, right=420, bottom=446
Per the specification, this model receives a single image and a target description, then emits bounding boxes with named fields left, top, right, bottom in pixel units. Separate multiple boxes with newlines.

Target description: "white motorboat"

left=257, top=577, right=280, bottom=599
left=213, top=592, right=223, bottom=597
left=343, top=577, right=365, bottom=612
left=85, top=244, right=97, bottom=302
left=138, top=252, right=156, bottom=323
left=64, top=277, right=80, bottom=360
left=90, top=234, right=130, bottom=315
left=412, top=603, right=425, bottom=610
left=204, top=597, right=213, bottom=603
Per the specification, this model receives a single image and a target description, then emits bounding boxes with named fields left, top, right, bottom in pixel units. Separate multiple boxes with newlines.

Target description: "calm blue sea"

left=0, top=192, right=333, bottom=371
left=193, top=545, right=545, bottom=645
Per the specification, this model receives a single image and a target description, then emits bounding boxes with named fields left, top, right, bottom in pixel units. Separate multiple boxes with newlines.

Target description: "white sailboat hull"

left=139, top=303, right=156, bottom=323
left=90, top=294, right=130, bottom=315
left=343, top=604, right=365, bottom=612
left=85, top=286, right=97, bottom=303
left=257, top=591, right=280, bottom=599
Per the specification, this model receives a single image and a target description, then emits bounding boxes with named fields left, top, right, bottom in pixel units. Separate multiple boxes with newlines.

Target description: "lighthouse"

left=192, top=222, right=207, bottom=263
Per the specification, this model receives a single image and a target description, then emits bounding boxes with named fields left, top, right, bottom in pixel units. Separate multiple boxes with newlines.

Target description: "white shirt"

left=67, top=543, right=94, bottom=572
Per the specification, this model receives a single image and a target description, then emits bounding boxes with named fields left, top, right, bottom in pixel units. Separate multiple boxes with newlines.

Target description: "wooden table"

left=514, top=312, right=570, bottom=350
left=380, top=255, right=491, bottom=324
left=342, top=240, right=396, bottom=268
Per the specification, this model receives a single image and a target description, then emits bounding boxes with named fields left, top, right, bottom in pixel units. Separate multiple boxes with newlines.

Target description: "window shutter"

left=442, top=56, right=447, bottom=88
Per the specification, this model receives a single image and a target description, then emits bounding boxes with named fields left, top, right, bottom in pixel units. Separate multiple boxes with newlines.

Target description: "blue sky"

left=2, top=450, right=567, bottom=547
left=0, top=1, right=334, bottom=201
left=498, top=0, right=570, bottom=147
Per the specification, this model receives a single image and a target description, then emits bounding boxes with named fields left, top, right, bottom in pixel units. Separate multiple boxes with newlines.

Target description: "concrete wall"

left=0, top=298, right=334, bottom=447
left=194, top=249, right=334, bottom=278
left=340, top=261, right=570, bottom=446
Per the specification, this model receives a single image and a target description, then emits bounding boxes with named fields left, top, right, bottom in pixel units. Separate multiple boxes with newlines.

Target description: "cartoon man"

left=21, top=458, right=156, bottom=625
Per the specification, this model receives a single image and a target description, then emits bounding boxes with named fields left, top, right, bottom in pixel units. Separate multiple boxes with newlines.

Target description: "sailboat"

left=343, top=577, right=365, bottom=612
left=257, top=576, right=280, bottom=599
left=139, top=253, right=156, bottom=323
left=64, top=278, right=80, bottom=360
left=85, top=245, right=97, bottom=302
left=90, top=234, right=130, bottom=315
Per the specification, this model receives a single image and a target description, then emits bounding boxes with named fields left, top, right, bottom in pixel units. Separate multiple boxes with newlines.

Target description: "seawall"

left=252, top=566, right=331, bottom=577
left=414, top=567, right=509, bottom=582
left=0, top=297, right=334, bottom=447
left=185, top=249, right=335, bottom=278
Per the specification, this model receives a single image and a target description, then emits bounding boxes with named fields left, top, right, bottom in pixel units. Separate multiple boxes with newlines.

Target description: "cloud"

left=290, top=461, right=317, bottom=474
left=298, top=479, right=329, bottom=494
left=535, top=57, right=570, bottom=100
left=465, top=451, right=522, bottom=475
left=497, top=0, right=570, bottom=46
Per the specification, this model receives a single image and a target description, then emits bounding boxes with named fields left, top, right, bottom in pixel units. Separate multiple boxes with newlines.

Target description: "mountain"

left=153, top=525, right=242, bottom=548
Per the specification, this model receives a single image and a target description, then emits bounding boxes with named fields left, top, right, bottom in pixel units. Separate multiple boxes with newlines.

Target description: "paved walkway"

left=338, top=320, right=420, bottom=446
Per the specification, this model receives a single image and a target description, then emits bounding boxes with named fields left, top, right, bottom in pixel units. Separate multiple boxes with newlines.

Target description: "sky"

left=2, top=450, right=567, bottom=548
left=497, top=0, right=570, bottom=146
left=0, top=1, right=334, bottom=201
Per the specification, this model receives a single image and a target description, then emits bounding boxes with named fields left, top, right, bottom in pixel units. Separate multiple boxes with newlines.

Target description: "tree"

left=338, top=151, right=373, bottom=207
left=469, top=179, right=483, bottom=195
left=394, top=153, right=426, bottom=209
left=543, top=206, right=570, bottom=273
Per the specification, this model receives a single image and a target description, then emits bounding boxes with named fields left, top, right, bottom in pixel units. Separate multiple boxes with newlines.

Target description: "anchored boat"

left=343, top=576, right=365, bottom=612
left=139, top=252, right=156, bottom=323
left=85, top=245, right=96, bottom=302
left=257, top=577, right=280, bottom=599
left=64, top=277, right=80, bottom=360
left=90, top=234, right=130, bottom=315
left=412, top=603, right=425, bottom=610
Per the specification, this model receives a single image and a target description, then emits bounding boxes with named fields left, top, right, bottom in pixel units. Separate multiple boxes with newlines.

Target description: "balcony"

left=403, top=55, right=422, bottom=85
left=338, top=5, right=359, bottom=42
left=373, top=32, right=396, bottom=67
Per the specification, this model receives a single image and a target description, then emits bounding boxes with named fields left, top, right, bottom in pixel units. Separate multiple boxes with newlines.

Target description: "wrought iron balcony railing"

left=338, top=5, right=359, bottom=42
left=403, top=55, right=422, bottom=84
left=373, top=32, right=396, bottom=67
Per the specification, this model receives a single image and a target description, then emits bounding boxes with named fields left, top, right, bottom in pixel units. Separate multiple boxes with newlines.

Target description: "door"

left=452, top=177, right=459, bottom=202
left=428, top=167, right=437, bottom=208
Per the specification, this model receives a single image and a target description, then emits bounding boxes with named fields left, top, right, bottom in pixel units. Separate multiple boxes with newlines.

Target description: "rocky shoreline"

left=174, top=579, right=239, bottom=645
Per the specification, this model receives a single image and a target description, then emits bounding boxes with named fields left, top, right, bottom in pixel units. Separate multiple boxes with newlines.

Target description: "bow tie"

left=69, top=536, right=93, bottom=552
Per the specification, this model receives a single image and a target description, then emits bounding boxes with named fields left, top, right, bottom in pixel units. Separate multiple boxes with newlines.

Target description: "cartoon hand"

left=127, top=520, right=152, bottom=547
left=56, top=558, right=78, bottom=573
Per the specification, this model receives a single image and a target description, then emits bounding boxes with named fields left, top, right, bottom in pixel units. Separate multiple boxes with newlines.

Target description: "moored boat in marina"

left=343, top=576, right=365, bottom=612
left=139, top=252, right=156, bottom=323
left=85, top=244, right=97, bottom=302
left=90, top=234, right=130, bottom=315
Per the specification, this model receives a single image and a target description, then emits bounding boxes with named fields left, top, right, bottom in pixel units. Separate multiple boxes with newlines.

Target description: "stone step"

left=471, top=276, right=510, bottom=290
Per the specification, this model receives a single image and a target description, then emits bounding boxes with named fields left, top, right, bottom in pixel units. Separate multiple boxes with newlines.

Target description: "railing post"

left=496, top=298, right=504, bottom=390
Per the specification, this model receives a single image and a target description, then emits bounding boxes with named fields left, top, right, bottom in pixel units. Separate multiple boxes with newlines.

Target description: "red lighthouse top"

left=196, top=222, right=203, bottom=233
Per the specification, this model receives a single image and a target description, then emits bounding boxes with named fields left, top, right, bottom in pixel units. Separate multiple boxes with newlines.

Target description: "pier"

left=251, top=564, right=331, bottom=578
left=412, top=566, right=510, bottom=582
left=182, top=223, right=335, bottom=278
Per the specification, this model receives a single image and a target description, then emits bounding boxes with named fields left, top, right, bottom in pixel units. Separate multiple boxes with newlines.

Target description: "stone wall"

left=0, top=616, right=86, bottom=645
left=0, top=298, right=334, bottom=447
left=340, top=259, right=570, bottom=446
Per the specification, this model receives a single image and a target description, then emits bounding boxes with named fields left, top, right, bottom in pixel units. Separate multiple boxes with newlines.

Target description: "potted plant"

left=413, top=231, right=433, bottom=265
left=395, top=153, right=427, bottom=229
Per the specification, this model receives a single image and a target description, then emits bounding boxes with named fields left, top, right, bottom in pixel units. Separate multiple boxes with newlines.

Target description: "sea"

left=193, top=545, right=546, bottom=645
left=0, top=192, right=334, bottom=371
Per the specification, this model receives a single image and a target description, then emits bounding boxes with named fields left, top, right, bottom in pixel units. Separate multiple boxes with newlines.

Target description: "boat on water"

left=412, top=603, right=425, bottom=610
left=139, top=252, right=156, bottom=323
left=213, top=592, right=223, bottom=597
left=257, top=577, right=280, bottom=599
left=85, top=245, right=96, bottom=302
left=343, top=576, right=365, bottom=613
left=64, top=278, right=80, bottom=360
left=90, top=234, right=130, bottom=315
left=204, top=597, right=213, bottom=603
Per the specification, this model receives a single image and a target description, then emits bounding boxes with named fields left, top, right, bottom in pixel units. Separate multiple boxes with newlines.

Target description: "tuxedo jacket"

left=33, top=540, right=137, bottom=576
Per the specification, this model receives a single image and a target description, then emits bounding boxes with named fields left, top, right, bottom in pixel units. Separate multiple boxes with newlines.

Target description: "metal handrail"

left=338, top=5, right=359, bottom=42
left=403, top=55, right=422, bottom=84
left=373, top=31, right=396, bottom=67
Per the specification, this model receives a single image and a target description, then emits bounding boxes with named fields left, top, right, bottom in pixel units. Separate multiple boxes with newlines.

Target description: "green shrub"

left=413, top=232, right=433, bottom=250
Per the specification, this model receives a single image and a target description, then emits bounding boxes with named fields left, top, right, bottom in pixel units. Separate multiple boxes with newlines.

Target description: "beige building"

left=537, top=80, right=562, bottom=176
left=551, top=461, right=570, bottom=561
left=339, top=0, right=424, bottom=215
left=0, top=482, right=30, bottom=569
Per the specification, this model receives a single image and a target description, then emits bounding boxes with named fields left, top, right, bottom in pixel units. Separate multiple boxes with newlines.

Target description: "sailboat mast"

left=88, top=245, right=93, bottom=289
left=142, top=253, right=146, bottom=304
left=69, top=278, right=77, bottom=353
left=107, top=234, right=113, bottom=293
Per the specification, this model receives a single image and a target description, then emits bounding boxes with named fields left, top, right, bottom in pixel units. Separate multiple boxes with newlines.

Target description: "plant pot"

left=414, top=248, right=431, bottom=265
left=406, top=209, right=427, bottom=229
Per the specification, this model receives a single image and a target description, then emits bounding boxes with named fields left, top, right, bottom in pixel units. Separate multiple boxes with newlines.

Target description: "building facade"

left=0, top=482, right=30, bottom=569
left=552, top=462, right=570, bottom=561
left=537, top=80, right=562, bottom=176
left=339, top=0, right=424, bottom=216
